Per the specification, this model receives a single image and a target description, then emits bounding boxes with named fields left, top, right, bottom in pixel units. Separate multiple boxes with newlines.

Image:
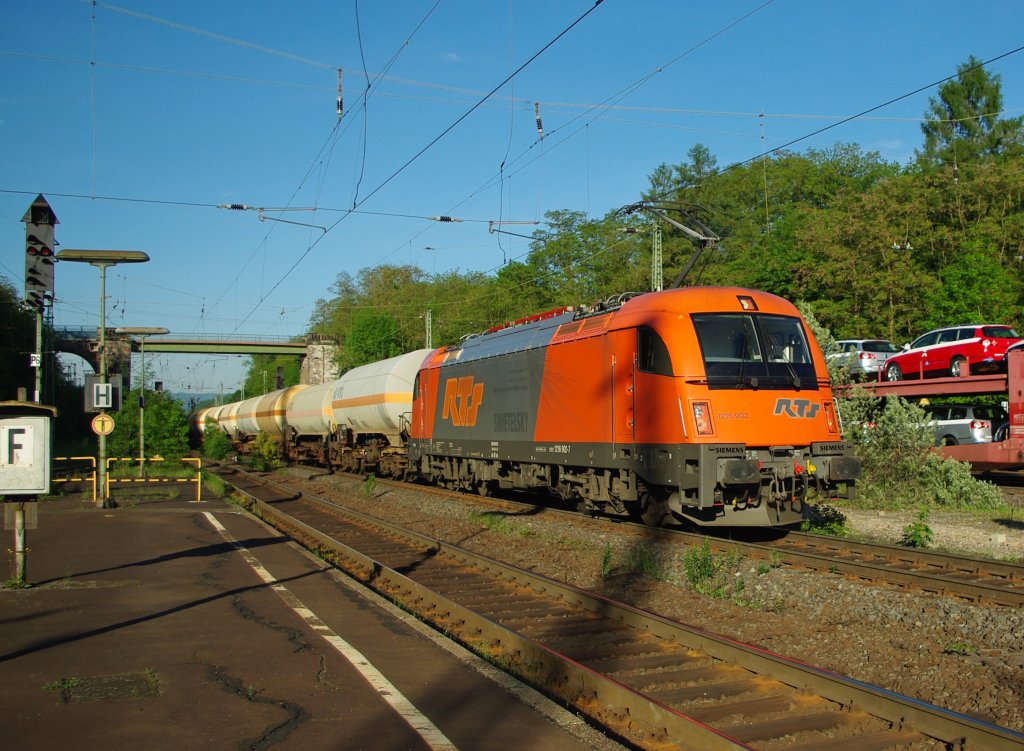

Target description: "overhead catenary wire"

left=200, top=0, right=443, bottom=337
left=223, top=1, right=608, bottom=335
left=370, top=0, right=779, bottom=271
left=9, top=2, right=1024, bottom=354
left=646, top=44, right=1024, bottom=204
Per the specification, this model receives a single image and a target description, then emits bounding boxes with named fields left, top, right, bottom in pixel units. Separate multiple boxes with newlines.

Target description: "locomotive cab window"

left=692, top=313, right=818, bottom=390
left=637, top=326, right=673, bottom=375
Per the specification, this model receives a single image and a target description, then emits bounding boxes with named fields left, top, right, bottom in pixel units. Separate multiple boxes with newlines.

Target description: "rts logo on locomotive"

left=442, top=376, right=484, bottom=427
left=773, top=398, right=820, bottom=419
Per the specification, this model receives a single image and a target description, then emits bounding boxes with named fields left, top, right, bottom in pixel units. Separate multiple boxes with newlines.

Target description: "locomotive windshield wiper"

left=780, top=359, right=802, bottom=390
left=737, top=330, right=758, bottom=389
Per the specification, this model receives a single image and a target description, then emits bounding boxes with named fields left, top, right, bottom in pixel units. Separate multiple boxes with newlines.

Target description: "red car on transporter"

left=883, top=324, right=1022, bottom=380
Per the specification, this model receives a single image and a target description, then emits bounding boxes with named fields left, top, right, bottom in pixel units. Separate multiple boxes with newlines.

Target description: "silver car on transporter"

left=924, top=404, right=1004, bottom=446
left=827, top=339, right=901, bottom=380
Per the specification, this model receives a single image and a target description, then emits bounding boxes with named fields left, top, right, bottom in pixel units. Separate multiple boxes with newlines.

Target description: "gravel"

left=285, top=469, right=1024, bottom=734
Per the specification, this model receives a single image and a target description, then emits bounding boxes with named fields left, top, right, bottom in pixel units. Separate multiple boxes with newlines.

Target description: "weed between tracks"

left=470, top=511, right=537, bottom=538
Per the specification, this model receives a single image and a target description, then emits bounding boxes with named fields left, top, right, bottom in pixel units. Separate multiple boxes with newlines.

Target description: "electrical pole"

left=651, top=220, right=663, bottom=292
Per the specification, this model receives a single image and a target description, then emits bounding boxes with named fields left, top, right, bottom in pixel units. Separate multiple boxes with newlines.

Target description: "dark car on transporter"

left=883, top=324, right=1022, bottom=381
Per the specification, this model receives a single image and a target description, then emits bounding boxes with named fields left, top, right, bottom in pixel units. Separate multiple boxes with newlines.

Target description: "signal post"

left=23, top=195, right=58, bottom=404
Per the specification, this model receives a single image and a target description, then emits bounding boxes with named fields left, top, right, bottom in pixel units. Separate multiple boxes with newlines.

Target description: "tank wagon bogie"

left=326, top=349, right=433, bottom=475
left=200, top=287, right=858, bottom=529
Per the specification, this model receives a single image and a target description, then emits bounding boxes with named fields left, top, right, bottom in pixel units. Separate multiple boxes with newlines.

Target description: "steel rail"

left=213, top=465, right=1024, bottom=751
left=340, top=471, right=1024, bottom=608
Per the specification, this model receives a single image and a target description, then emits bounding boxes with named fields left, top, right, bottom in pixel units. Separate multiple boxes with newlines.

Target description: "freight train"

left=194, top=287, right=860, bottom=528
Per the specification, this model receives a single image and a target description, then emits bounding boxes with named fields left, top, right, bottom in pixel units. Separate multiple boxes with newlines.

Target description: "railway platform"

left=0, top=496, right=624, bottom=751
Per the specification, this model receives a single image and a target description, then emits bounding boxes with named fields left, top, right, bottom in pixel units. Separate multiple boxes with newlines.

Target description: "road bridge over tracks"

left=53, top=327, right=339, bottom=385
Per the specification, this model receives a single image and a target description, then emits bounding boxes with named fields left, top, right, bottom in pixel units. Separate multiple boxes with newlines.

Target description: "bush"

left=201, top=418, right=233, bottom=460
left=898, top=507, right=935, bottom=548
left=108, top=389, right=189, bottom=460
left=801, top=503, right=849, bottom=536
left=247, top=432, right=281, bottom=471
left=839, top=392, right=1005, bottom=511
left=919, top=453, right=1005, bottom=508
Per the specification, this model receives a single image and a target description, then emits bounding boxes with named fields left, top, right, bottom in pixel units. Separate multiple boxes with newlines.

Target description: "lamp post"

left=115, top=326, right=169, bottom=477
left=56, top=249, right=149, bottom=508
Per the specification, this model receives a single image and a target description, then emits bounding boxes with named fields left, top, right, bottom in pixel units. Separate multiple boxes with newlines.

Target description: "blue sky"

left=2, top=0, right=1023, bottom=395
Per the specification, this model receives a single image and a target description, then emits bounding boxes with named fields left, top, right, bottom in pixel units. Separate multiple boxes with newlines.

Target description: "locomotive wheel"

left=637, top=495, right=669, bottom=527
left=475, top=479, right=494, bottom=497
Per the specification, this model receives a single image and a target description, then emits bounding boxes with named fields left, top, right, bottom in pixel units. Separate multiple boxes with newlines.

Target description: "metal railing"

left=52, top=456, right=97, bottom=502
left=52, top=456, right=203, bottom=503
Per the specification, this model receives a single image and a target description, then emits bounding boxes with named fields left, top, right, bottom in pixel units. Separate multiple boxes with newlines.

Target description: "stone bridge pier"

left=299, top=343, right=341, bottom=385
left=57, top=329, right=133, bottom=382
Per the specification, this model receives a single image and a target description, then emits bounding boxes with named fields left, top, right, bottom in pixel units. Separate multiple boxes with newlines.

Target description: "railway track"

left=299, top=468, right=1024, bottom=608
left=766, top=531, right=1024, bottom=606
left=211, top=464, right=1024, bottom=751
left=458, top=478, right=1023, bottom=607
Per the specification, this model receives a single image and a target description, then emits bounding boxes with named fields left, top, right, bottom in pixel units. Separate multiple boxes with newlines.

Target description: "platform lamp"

left=56, top=249, right=149, bottom=508
left=114, top=327, right=169, bottom=478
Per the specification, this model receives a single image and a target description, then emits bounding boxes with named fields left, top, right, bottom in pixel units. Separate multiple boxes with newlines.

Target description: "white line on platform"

left=202, top=511, right=459, bottom=751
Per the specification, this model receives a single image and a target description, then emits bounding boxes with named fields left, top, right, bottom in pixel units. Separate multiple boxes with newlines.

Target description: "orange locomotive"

left=410, top=287, right=859, bottom=527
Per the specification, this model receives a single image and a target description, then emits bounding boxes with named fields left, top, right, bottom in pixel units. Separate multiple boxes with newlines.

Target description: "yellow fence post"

left=63, top=456, right=203, bottom=504
left=182, top=457, right=202, bottom=502
left=52, top=456, right=97, bottom=503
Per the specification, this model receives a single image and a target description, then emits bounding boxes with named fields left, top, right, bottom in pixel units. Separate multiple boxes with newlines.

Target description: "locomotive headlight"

left=823, top=402, right=839, bottom=434
left=692, top=401, right=714, bottom=435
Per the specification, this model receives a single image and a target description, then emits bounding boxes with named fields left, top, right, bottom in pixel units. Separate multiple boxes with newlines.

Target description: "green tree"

left=919, top=55, right=1024, bottom=166
left=107, top=389, right=189, bottom=461
left=338, top=310, right=403, bottom=370
left=0, top=276, right=37, bottom=400
left=242, top=353, right=300, bottom=397
left=522, top=210, right=646, bottom=305
left=201, top=417, right=233, bottom=460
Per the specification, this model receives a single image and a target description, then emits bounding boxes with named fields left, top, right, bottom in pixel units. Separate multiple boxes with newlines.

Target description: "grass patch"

left=201, top=470, right=230, bottom=498
left=897, top=507, right=935, bottom=548
left=682, top=539, right=743, bottom=597
left=469, top=511, right=536, bottom=538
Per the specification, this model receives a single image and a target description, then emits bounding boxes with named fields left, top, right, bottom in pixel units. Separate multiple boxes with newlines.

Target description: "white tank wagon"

left=326, top=349, right=433, bottom=475
left=217, top=401, right=244, bottom=438
left=188, top=405, right=215, bottom=445
left=232, top=385, right=309, bottom=452
left=283, top=381, right=336, bottom=464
